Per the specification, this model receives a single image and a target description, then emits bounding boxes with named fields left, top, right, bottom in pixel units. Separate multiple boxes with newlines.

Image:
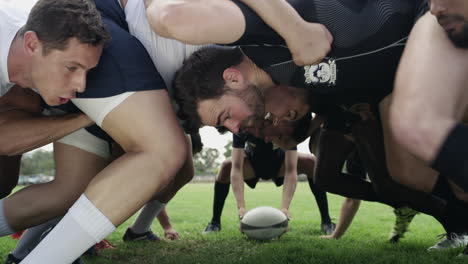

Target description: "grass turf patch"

left=0, top=182, right=463, bottom=264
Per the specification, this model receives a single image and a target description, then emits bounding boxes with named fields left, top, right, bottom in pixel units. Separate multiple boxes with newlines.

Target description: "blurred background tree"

left=223, top=140, right=232, bottom=159
left=20, top=150, right=54, bottom=176
left=194, top=148, right=220, bottom=175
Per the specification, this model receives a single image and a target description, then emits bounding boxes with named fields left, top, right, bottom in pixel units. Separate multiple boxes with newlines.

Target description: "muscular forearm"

left=0, top=110, right=93, bottom=155
left=156, top=208, right=172, bottom=230
left=157, top=207, right=180, bottom=240
left=231, top=170, right=246, bottom=209
left=281, top=171, right=297, bottom=210
left=0, top=85, right=42, bottom=114
left=240, top=0, right=331, bottom=65
left=331, top=198, right=361, bottom=239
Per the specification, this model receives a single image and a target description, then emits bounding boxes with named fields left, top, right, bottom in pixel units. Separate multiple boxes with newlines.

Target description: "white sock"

left=131, top=200, right=165, bottom=234
left=0, top=199, right=15, bottom=236
left=21, top=194, right=116, bottom=264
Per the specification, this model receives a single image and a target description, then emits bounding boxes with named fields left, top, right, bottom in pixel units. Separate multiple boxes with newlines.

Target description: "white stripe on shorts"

left=72, top=92, right=135, bottom=127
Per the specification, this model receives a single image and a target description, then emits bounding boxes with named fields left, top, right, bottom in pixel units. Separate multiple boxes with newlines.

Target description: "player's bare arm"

left=281, top=150, right=298, bottom=219
left=0, top=86, right=93, bottom=155
left=145, top=0, right=331, bottom=65
left=230, top=147, right=247, bottom=218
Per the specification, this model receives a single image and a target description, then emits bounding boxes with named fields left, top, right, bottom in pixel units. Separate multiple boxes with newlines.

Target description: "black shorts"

left=346, top=148, right=367, bottom=180
left=244, top=149, right=285, bottom=188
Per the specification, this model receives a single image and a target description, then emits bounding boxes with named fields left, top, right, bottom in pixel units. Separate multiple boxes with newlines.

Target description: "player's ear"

left=223, top=68, right=244, bottom=90
left=283, top=110, right=298, bottom=121
left=23, top=31, right=42, bottom=56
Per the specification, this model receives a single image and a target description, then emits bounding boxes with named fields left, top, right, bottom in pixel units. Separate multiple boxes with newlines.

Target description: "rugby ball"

left=240, top=206, right=288, bottom=240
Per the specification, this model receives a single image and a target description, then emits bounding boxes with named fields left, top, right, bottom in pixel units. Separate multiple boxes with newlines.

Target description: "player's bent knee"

left=145, top=147, right=188, bottom=189
left=389, top=105, right=429, bottom=153
left=175, top=164, right=194, bottom=186
left=300, top=154, right=315, bottom=165
left=301, top=155, right=316, bottom=173
left=42, top=183, right=84, bottom=215
left=217, top=159, right=232, bottom=183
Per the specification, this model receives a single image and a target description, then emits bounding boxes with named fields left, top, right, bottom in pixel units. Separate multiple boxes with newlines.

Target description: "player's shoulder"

left=409, top=12, right=453, bottom=47
left=97, top=17, right=158, bottom=77
left=103, top=17, right=145, bottom=53
left=81, top=22, right=165, bottom=98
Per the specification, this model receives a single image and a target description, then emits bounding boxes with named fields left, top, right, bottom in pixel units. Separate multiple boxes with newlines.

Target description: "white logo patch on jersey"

left=304, top=58, right=337, bottom=86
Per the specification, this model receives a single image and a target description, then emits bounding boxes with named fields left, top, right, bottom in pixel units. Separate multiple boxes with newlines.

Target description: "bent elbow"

left=146, top=2, right=187, bottom=39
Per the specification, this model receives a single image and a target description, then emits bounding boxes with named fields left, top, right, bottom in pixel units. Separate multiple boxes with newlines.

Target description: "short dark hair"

left=189, top=131, right=203, bottom=155
left=20, top=0, right=110, bottom=54
left=172, top=46, right=244, bottom=134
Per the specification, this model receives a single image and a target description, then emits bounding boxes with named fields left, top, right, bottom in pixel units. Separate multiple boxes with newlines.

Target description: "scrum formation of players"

left=1, top=0, right=468, bottom=263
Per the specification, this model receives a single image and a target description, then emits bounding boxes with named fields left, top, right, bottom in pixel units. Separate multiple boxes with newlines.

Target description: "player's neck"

left=119, top=0, right=128, bottom=8
left=243, top=55, right=274, bottom=93
left=8, top=34, right=33, bottom=89
left=143, top=0, right=153, bottom=9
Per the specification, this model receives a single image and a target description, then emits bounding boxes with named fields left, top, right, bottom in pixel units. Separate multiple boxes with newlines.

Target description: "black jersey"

left=233, top=133, right=296, bottom=185
left=231, top=0, right=428, bottom=106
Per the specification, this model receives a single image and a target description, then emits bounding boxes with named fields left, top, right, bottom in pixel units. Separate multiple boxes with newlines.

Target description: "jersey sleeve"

left=229, top=0, right=284, bottom=45
left=229, top=0, right=317, bottom=46
left=414, top=0, right=429, bottom=22
left=232, top=133, right=247, bottom=149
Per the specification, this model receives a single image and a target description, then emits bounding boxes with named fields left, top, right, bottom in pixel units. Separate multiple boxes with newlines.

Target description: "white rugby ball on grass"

left=240, top=206, right=288, bottom=240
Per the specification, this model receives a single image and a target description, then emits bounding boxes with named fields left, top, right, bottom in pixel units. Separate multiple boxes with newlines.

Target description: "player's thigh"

left=98, top=90, right=186, bottom=156
left=243, top=158, right=255, bottom=180
left=75, top=90, right=187, bottom=213
left=296, top=153, right=315, bottom=177
left=217, top=158, right=232, bottom=183
left=172, top=135, right=195, bottom=186
left=152, top=136, right=194, bottom=202
left=392, top=14, right=468, bottom=123
left=53, top=130, right=110, bottom=191
left=380, top=95, right=438, bottom=192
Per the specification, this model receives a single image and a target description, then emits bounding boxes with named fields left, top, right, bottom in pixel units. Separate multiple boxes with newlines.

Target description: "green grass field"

left=0, top=182, right=464, bottom=264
